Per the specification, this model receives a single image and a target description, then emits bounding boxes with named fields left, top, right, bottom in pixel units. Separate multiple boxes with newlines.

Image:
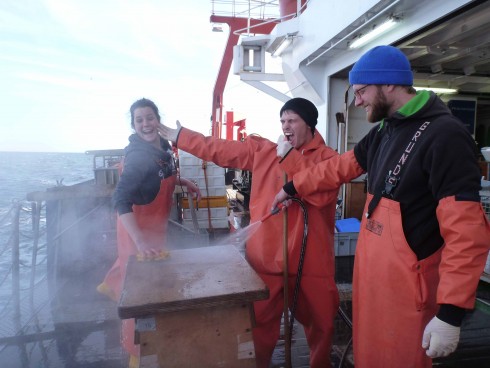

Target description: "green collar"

left=378, top=90, right=430, bottom=130
left=398, top=90, right=431, bottom=116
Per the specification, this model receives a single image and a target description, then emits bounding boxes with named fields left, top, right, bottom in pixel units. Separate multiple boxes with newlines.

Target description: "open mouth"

left=285, top=132, right=293, bottom=142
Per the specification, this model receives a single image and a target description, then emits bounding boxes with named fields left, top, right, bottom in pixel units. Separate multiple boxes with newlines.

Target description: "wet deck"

left=1, top=218, right=489, bottom=367
left=1, top=280, right=489, bottom=367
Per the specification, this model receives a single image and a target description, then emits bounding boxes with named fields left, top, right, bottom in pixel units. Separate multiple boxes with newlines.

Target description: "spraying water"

left=214, top=221, right=262, bottom=256
left=215, top=205, right=283, bottom=255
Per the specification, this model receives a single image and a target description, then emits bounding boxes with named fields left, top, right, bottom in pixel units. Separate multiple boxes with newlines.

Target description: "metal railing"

left=211, top=0, right=280, bottom=19
left=0, top=200, right=49, bottom=343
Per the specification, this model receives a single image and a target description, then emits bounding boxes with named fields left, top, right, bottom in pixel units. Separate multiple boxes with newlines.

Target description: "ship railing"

left=0, top=183, right=115, bottom=348
left=86, top=149, right=124, bottom=185
left=0, top=199, right=50, bottom=353
left=210, top=0, right=311, bottom=36
left=211, top=0, right=280, bottom=19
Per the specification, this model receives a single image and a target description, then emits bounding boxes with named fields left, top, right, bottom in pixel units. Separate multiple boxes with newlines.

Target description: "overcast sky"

left=1, top=0, right=284, bottom=152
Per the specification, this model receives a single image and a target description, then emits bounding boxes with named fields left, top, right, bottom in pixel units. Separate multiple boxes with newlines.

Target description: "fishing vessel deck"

left=1, top=171, right=489, bottom=367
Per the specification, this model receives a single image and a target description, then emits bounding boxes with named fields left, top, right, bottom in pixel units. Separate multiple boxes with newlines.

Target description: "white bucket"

left=482, top=147, right=490, bottom=162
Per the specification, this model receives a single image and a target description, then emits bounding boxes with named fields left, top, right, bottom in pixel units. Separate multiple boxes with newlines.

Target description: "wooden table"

left=118, top=245, right=269, bottom=367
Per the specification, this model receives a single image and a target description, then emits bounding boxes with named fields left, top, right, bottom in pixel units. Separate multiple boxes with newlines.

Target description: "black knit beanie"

left=280, top=97, right=318, bottom=133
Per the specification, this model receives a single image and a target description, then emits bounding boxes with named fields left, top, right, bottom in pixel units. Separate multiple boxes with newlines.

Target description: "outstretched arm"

left=271, top=150, right=364, bottom=210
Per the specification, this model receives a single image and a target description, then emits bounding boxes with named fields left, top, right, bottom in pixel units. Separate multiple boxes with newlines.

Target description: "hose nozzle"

left=261, top=203, right=284, bottom=222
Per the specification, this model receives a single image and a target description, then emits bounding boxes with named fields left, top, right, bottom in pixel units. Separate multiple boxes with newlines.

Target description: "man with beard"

left=271, top=45, right=490, bottom=367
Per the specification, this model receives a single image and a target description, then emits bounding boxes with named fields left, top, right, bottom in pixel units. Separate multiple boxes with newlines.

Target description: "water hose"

left=287, top=198, right=308, bottom=340
left=267, top=197, right=309, bottom=366
left=338, top=307, right=353, bottom=368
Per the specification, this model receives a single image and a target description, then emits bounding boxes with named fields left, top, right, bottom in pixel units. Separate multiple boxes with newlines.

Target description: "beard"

left=368, top=86, right=391, bottom=123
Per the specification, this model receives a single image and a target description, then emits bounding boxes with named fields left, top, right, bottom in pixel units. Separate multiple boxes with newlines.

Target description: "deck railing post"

left=29, top=200, right=42, bottom=304
left=12, top=202, right=21, bottom=321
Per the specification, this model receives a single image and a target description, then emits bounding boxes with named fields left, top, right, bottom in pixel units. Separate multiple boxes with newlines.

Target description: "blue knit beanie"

left=349, top=45, right=413, bottom=86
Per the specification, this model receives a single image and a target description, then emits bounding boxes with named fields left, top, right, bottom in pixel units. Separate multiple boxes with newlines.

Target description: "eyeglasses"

left=353, top=84, right=371, bottom=99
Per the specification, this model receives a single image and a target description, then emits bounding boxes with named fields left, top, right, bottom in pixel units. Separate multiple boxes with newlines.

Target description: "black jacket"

left=112, top=134, right=176, bottom=215
left=354, top=91, right=481, bottom=260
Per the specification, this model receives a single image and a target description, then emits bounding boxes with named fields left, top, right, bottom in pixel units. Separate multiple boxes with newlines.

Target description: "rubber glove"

left=422, top=316, right=460, bottom=358
left=276, top=135, right=293, bottom=158
left=158, top=120, right=182, bottom=143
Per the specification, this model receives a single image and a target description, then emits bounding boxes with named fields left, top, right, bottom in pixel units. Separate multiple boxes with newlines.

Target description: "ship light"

left=349, top=18, right=399, bottom=49
left=414, top=86, right=458, bottom=94
left=272, top=36, right=293, bottom=57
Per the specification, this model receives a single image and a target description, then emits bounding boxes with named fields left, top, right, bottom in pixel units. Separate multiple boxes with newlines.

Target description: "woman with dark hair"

left=97, top=98, right=200, bottom=367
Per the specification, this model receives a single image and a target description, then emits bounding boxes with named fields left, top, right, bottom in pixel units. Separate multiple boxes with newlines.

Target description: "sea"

left=0, top=152, right=94, bottom=295
left=0, top=152, right=94, bottom=212
left=0, top=151, right=94, bottom=275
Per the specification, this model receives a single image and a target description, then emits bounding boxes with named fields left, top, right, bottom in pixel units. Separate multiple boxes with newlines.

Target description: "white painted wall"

left=275, top=0, right=474, bottom=153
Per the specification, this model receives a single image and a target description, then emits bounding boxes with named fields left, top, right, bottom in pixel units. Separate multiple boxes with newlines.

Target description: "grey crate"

left=334, top=232, right=358, bottom=256
left=482, top=194, right=490, bottom=220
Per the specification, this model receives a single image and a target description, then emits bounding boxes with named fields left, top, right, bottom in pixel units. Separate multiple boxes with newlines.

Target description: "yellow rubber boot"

left=128, top=354, right=139, bottom=368
left=96, top=282, right=118, bottom=301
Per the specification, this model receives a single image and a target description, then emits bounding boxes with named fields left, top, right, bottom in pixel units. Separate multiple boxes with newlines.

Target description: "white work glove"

left=158, top=120, right=182, bottom=143
left=276, top=135, right=293, bottom=158
left=422, top=317, right=460, bottom=358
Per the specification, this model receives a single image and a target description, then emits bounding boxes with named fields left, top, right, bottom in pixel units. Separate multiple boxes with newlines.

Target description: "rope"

left=201, top=161, right=214, bottom=235
left=287, top=198, right=308, bottom=339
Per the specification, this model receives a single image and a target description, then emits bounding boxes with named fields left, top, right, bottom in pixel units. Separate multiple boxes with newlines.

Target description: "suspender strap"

left=366, top=121, right=431, bottom=218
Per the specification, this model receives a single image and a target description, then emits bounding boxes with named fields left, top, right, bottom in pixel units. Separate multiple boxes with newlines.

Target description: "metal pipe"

left=29, top=201, right=42, bottom=304
left=11, top=202, right=29, bottom=365
left=12, top=202, right=20, bottom=322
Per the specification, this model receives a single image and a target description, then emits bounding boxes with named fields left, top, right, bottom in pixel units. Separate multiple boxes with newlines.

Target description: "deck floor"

left=1, top=220, right=489, bottom=367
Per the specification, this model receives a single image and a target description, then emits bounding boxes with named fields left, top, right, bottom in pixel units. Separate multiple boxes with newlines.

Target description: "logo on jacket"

left=156, top=158, right=175, bottom=179
left=365, top=218, right=383, bottom=235
left=390, top=121, right=431, bottom=178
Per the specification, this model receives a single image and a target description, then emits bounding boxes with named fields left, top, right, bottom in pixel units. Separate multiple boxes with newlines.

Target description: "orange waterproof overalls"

left=353, top=194, right=440, bottom=367
left=291, top=150, right=490, bottom=367
left=177, top=128, right=340, bottom=368
left=101, top=175, right=176, bottom=357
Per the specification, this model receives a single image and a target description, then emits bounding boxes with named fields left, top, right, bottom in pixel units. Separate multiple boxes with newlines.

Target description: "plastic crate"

left=335, top=218, right=361, bottom=232
left=189, top=176, right=225, bottom=189
left=182, top=217, right=229, bottom=230
left=179, top=164, right=225, bottom=178
left=334, top=232, right=358, bottom=256
left=178, top=152, right=202, bottom=166
left=201, top=186, right=227, bottom=196
left=181, top=195, right=228, bottom=209
left=183, top=207, right=228, bottom=220
left=481, top=192, right=490, bottom=220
